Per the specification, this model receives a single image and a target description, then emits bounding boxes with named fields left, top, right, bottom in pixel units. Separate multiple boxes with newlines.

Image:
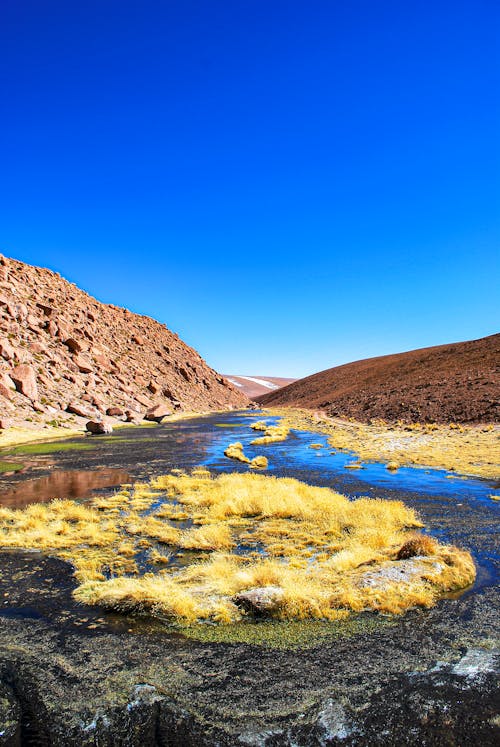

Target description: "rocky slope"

left=257, top=334, right=500, bottom=423
left=0, top=255, right=248, bottom=429
left=224, top=375, right=297, bottom=399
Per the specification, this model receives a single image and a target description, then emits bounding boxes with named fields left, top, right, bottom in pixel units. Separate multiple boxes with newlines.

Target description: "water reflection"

left=0, top=468, right=129, bottom=508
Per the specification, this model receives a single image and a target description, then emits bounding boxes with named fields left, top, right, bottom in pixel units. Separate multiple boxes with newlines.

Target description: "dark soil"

left=256, top=334, right=500, bottom=423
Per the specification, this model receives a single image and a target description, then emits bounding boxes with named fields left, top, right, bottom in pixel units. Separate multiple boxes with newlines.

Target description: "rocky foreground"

left=257, top=334, right=500, bottom=424
left=0, top=255, right=248, bottom=431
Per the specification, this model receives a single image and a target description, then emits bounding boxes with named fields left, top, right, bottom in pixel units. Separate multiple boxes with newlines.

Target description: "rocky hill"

left=224, top=375, right=297, bottom=399
left=256, top=334, right=500, bottom=424
left=0, top=255, right=248, bottom=430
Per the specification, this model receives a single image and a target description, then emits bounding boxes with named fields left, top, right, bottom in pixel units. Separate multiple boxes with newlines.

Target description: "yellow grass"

left=0, top=425, right=84, bottom=448
left=250, top=420, right=269, bottom=431
left=250, top=455, right=268, bottom=469
left=224, top=442, right=268, bottom=469
left=0, top=471, right=475, bottom=624
left=224, top=441, right=251, bottom=463
left=251, top=424, right=290, bottom=445
left=264, top=408, right=499, bottom=479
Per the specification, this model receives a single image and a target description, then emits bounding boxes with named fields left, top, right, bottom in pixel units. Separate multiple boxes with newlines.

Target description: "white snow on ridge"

left=237, top=376, right=279, bottom=390
left=227, top=378, right=244, bottom=387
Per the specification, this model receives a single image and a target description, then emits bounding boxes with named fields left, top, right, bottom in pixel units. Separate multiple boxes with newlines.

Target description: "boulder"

left=144, top=404, right=171, bottom=422
left=36, top=302, right=55, bottom=317
left=66, top=402, right=96, bottom=418
left=26, top=314, right=41, bottom=331
left=0, top=373, right=15, bottom=392
left=125, top=409, right=141, bottom=423
left=106, top=407, right=124, bottom=417
left=10, top=365, right=38, bottom=401
left=135, top=392, right=152, bottom=407
left=0, top=338, right=15, bottom=361
left=63, top=337, right=84, bottom=354
left=46, top=320, right=59, bottom=337
left=0, top=417, right=11, bottom=429
left=86, top=420, right=113, bottom=435
left=74, top=354, right=93, bottom=373
left=0, top=382, right=13, bottom=400
left=234, top=586, right=284, bottom=615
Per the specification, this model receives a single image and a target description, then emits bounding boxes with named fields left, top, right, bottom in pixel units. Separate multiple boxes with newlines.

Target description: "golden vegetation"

left=250, top=423, right=290, bottom=445
left=265, top=408, right=499, bottom=479
left=224, top=442, right=268, bottom=469
left=0, top=471, right=475, bottom=624
left=250, top=455, right=268, bottom=469
left=224, top=441, right=250, bottom=463
left=250, top=420, right=269, bottom=431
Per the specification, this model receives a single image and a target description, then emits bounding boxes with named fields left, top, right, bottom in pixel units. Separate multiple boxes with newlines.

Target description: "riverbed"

left=0, top=410, right=498, bottom=745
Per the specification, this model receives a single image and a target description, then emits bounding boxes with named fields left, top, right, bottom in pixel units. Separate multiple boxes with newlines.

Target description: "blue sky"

left=1, top=1, right=498, bottom=377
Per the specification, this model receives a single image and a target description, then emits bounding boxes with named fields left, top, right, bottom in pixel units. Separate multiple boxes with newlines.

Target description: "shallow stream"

left=0, top=410, right=498, bottom=630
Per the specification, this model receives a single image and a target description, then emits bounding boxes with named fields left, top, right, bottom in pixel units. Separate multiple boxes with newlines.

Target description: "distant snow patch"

left=227, top=378, right=244, bottom=387
left=238, top=376, right=279, bottom=390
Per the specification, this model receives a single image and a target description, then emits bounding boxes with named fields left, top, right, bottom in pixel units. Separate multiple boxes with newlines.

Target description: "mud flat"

left=0, top=412, right=498, bottom=745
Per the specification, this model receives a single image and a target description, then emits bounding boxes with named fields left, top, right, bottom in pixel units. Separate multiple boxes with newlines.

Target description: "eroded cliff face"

left=0, top=255, right=248, bottom=429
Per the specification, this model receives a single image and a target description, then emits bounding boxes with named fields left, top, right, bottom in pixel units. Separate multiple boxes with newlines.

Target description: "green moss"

left=175, top=614, right=394, bottom=649
left=7, top=441, right=96, bottom=455
left=0, top=461, right=24, bottom=473
left=215, top=423, right=243, bottom=428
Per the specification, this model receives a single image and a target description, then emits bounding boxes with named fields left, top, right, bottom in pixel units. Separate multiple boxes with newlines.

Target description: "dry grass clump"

left=396, top=533, right=437, bottom=559
left=0, top=471, right=475, bottom=624
left=251, top=424, right=290, bottom=445
left=251, top=420, right=269, bottom=431
left=224, top=442, right=251, bottom=463
left=250, top=455, right=268, bottom=469
left=266, top=408, right=499, bottom=479
left=224, top=442, right=268, bottom=469
left=386, top=461, right=400, bottom=471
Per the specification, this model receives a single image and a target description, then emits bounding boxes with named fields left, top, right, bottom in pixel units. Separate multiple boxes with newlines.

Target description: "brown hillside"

left=0, top=255, right=248, bottom=429
left=256, top=335, right=500, bottom=424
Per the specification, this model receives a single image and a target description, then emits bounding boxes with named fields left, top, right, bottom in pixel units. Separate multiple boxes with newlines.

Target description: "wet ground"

left=0, top=411, right=498, bottom=745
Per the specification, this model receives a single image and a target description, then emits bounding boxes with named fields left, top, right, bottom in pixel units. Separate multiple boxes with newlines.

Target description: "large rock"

left=63, top=337, right=84, bottom=354
left=106, top=407, right=124, bottom=417
left=66, top=402, right=96, bottom=418
left=0, top=338, right=15, bottom=361
left=0, top=382, right=13, bottom=400
left=10, top=364, right=38, bottom=401
left=86, top=420, right=113, bottom=435
left=74, top=354, right=93, bottom=373
left=144, top=404, right=172, bottom=422
left=234, top=586, right=284, bottom=615
left=0, top=372, right=15, bottom=394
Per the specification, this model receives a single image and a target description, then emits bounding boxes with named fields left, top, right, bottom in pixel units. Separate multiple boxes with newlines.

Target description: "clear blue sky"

left=1, top=1, right=498, bottom=378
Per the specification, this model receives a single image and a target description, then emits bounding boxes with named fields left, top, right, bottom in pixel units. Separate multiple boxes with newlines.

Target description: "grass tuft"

left=0, top=471, right=475, bottom=624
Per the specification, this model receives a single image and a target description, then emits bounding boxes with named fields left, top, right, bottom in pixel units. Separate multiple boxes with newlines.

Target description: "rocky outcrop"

left=0, top=254, right=248, bottom=429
